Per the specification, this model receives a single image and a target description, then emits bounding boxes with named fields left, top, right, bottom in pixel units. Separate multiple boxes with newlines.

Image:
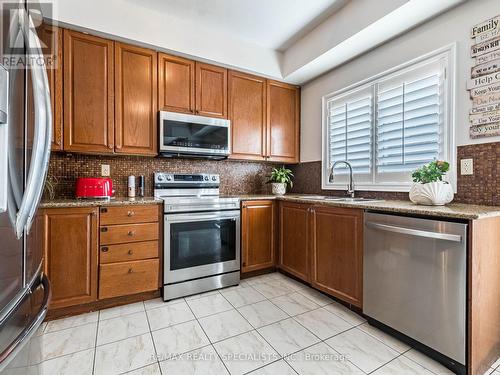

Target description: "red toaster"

left=75, top=178, right=113, bottom=199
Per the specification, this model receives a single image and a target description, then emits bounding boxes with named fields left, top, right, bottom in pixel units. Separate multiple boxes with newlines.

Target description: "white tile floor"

left=27, top=272, right=500, bottom=375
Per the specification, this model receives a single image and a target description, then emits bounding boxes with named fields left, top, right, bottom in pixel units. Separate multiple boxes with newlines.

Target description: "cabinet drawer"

left=100, top=241, right=158, bottom=264
left=100, top=205, right=158, bottom=225
left=99, top=259, right=159, bottom=299
left=100, top=223, right=159, bottom=245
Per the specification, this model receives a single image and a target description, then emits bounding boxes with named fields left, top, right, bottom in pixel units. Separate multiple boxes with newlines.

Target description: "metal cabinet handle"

left=365, top=222, right=462, bottom=242
left=100, top=208, right=108, bottom=213
left=128, top=249, right=133, bottom=255
left=127, top=231, right=135, bottom=236
left=127, top=211, right=134, bottom=217
left=101, top=247, right=109, bottom=252
left=128, top=268, right=133, bottom=274
left=101, top=227, right=108, bottom=232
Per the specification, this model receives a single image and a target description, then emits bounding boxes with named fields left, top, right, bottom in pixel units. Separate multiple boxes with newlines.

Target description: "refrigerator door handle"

left=0, top=274, right=51, bottom=373
left=14, top=9, right=52, bottom=238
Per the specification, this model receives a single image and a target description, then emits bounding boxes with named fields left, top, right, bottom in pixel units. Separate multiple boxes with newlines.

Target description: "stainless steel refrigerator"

left=0, top=0, right=52, bottom=372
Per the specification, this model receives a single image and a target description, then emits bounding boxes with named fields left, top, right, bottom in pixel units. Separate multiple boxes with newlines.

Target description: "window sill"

left=321, top=182, right=413, bottom=192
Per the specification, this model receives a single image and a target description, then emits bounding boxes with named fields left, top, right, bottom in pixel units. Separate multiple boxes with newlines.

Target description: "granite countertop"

left=227, top=194, right=500, bottom=220
left=40, top=195, right=500, bottom=220
left=39, top=196, right=162, bottom=208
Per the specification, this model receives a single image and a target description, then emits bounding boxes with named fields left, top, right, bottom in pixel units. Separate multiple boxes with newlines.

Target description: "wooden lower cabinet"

left=278, top=202, right=310, bottom=282
left=41, top=207, right=99, bottom=309
left=241, top=200, right=275, bottom=273
left=310, top=206, right=363, bottom=307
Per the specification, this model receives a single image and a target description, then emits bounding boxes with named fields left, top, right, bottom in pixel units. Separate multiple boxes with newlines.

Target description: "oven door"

left=164, top=210, right=240, bottom=283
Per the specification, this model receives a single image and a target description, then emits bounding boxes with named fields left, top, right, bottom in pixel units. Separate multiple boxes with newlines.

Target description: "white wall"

left=300, top=0, right=500, bottom=162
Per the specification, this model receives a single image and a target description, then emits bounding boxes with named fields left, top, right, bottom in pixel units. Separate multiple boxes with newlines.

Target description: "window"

left=322, top=46, right=456, bottom=192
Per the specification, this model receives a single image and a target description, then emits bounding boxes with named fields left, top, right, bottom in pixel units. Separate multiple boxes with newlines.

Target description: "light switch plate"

left=460, top=158, right=473, bottom=175
left=101, top=164, right=110, bottom=177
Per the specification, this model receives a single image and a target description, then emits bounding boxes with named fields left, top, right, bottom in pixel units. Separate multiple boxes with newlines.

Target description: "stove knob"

left=204, top=176, right=209, bottom=181
left=212, top=176, right=217, bottom=181
left=157, top=175, right=164, bottom=181
left=166, top=175, right=172, bottom=181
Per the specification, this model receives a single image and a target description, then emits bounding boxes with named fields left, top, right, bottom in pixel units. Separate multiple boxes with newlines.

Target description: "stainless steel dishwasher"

left=363, top=212, right=467, bottom=373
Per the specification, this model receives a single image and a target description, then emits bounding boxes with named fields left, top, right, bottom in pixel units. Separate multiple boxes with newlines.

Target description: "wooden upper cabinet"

left=310, top=206, right=363, bottom=307
left=39, top=23, right=63, bottom=151
left=241, top=200, right=275, bottom=273
left=228, top=71, right=266, bottom=160
left=41, top=207, right=98, bottom=309
left=63, top=30, right=114, bottom=154
left=279, top=202, right=310, bottom=282
left=195, top=62, right=228, bottom=118
left=266, top=80, right=300, bottom=163
left=115, top=43, right=157, bottom=155
left=158, top=53, right=195, bottom=114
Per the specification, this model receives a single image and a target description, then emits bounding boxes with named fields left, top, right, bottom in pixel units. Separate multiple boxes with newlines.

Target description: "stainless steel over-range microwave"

left=159, top=111, right=230, bottom=159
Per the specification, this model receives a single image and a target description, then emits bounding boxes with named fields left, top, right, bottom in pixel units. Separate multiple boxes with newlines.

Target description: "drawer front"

left=99, top=259, right=159, bottom=299
left=100, top=205, right=159, bottom=225
left=100, top=241, right=159, bottom=264
left=100, top=223, right=159, bottom=245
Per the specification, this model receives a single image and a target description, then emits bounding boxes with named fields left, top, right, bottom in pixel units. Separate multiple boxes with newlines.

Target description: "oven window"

left=170, top=219, right=236, bottom=270
left=163, top=120, right=228, bottom=150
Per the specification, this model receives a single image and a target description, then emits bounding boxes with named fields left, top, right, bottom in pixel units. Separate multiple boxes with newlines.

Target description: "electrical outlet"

left=101, top=164, right=110, bottom=177
left=460, top=158, right=473, bottom=175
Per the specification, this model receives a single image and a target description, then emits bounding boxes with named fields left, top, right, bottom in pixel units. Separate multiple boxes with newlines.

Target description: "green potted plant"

left=409, top=160, right=454, bottom=205
left=267, top=166, right=294, bottom=195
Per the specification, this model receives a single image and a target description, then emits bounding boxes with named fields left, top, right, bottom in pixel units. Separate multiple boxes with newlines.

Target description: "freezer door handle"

left=0, top=274, right=51, bottom=373
left=14, top=9, right=52, bottom=238
left=365, top=222, right=462, bottom=242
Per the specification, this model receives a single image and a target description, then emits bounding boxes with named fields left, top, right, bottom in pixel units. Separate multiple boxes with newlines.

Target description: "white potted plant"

left=409, top=160, right=454, bottom=206
left=267, top=166, right=294, bottom=195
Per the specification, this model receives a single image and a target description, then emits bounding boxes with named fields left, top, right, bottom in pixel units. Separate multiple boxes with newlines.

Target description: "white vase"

left=271, top=183, right=286, bottom=195
left=409, top=181, right=454, bottom=206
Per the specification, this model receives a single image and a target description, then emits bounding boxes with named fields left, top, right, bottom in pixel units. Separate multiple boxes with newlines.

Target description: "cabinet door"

left=158, top=53, right=195, bottom=114
left=310, top=206, right=363, bottom=307
left=228, top=71, right=266, bottom=160
left=115, top=43, right=157, bottom=155
left=266, top=81, right=300, bottom=163
left=41, top=207, right=98, bottom=309
left=38, top=23, right=63, bottom=151
left=195, top=62, right=228, bottom=118
left=279, top=202, right=310, bottom=282
left=241, top=200, right=275, bottom=273
left=63, top=30, right=114, bottom=153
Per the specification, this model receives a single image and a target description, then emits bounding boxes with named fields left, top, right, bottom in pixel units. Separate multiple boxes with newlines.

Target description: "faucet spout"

left=329, top=160, right=355, bottom=198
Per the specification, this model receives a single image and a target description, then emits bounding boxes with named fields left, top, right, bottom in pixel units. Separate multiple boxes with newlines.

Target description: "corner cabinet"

left=310, top=206, right=363, bottom=307
left=279, top=202, right=310, bottom=282
left=40, top=207, right=99, bottom=309
left=241, top=200, right=276, bottom=273
left=114, top=43, right=158, bottom=156
left=63, top=30, right=115, bottom=154
left=266, top=80, right=300, bottom=163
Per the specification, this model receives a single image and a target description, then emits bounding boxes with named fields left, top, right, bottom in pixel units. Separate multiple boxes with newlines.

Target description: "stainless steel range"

left=154, top=173, right=240, bottom=301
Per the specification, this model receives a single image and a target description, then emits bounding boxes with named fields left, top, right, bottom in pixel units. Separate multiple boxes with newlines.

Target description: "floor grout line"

left=143, top=300, right=163, bottom=375
left=91, top=310, right=99, bottom=375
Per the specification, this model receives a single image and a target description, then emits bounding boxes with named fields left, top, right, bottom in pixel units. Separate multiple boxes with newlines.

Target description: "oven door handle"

left=165, top=211, right=240, bottom=223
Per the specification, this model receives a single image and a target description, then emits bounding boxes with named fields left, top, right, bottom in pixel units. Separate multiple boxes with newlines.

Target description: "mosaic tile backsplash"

left=47, top=142, right=499, bottom=206
left=46, top=153, right=276, bottom=199
left=289, top=142, right=500, bottom=207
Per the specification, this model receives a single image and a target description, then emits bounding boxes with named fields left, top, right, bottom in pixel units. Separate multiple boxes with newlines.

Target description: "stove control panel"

left=154, top=173, right=220, bottom=186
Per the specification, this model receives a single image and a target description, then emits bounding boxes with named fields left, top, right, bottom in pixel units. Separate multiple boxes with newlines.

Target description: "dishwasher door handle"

left=365, top=222, right=462, bottom=242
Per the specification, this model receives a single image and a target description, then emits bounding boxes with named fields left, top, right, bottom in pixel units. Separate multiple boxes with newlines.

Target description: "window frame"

left=321, top=44, right=457, bottom=192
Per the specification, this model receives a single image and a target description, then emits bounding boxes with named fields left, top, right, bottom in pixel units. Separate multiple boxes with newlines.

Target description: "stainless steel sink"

left=324, top=197, right=384, bottom=203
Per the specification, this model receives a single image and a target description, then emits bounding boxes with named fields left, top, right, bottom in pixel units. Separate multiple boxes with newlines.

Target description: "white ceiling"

left=124, top=0, right=347, bottom=51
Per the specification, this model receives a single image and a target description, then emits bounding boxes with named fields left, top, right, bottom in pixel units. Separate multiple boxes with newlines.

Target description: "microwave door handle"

left=14, top=10, right=52, bottom=238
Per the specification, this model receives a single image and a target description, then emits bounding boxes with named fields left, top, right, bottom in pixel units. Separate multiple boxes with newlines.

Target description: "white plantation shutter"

left=376, top=61, right=443, bottom=182
left=327, top=87, right=372, bottom=182
left=322, top=50, right=453, bottom=191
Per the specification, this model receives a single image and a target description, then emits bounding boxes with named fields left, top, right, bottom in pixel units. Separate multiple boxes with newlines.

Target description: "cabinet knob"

left=101, top=227, right=108, bottom=232
left=128, top=268, right=133, bottom=274
left=100, top=208, right=108, bottom=213
left=127, top=211, right=135, bottom=217
left=242, top=262, right=246, bottom=266
left=128, top=249, right=133, bottom=255
left=101, top=247, right=109, bottom=252
left=127, top=230, right=135, bottom=236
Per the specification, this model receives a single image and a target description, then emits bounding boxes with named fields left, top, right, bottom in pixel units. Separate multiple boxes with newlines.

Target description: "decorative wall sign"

left=472, top=92, right=500, bottom=106
left=468, top=15, right=500, bottom=138
left=469, top=122, right=500, bottom=138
